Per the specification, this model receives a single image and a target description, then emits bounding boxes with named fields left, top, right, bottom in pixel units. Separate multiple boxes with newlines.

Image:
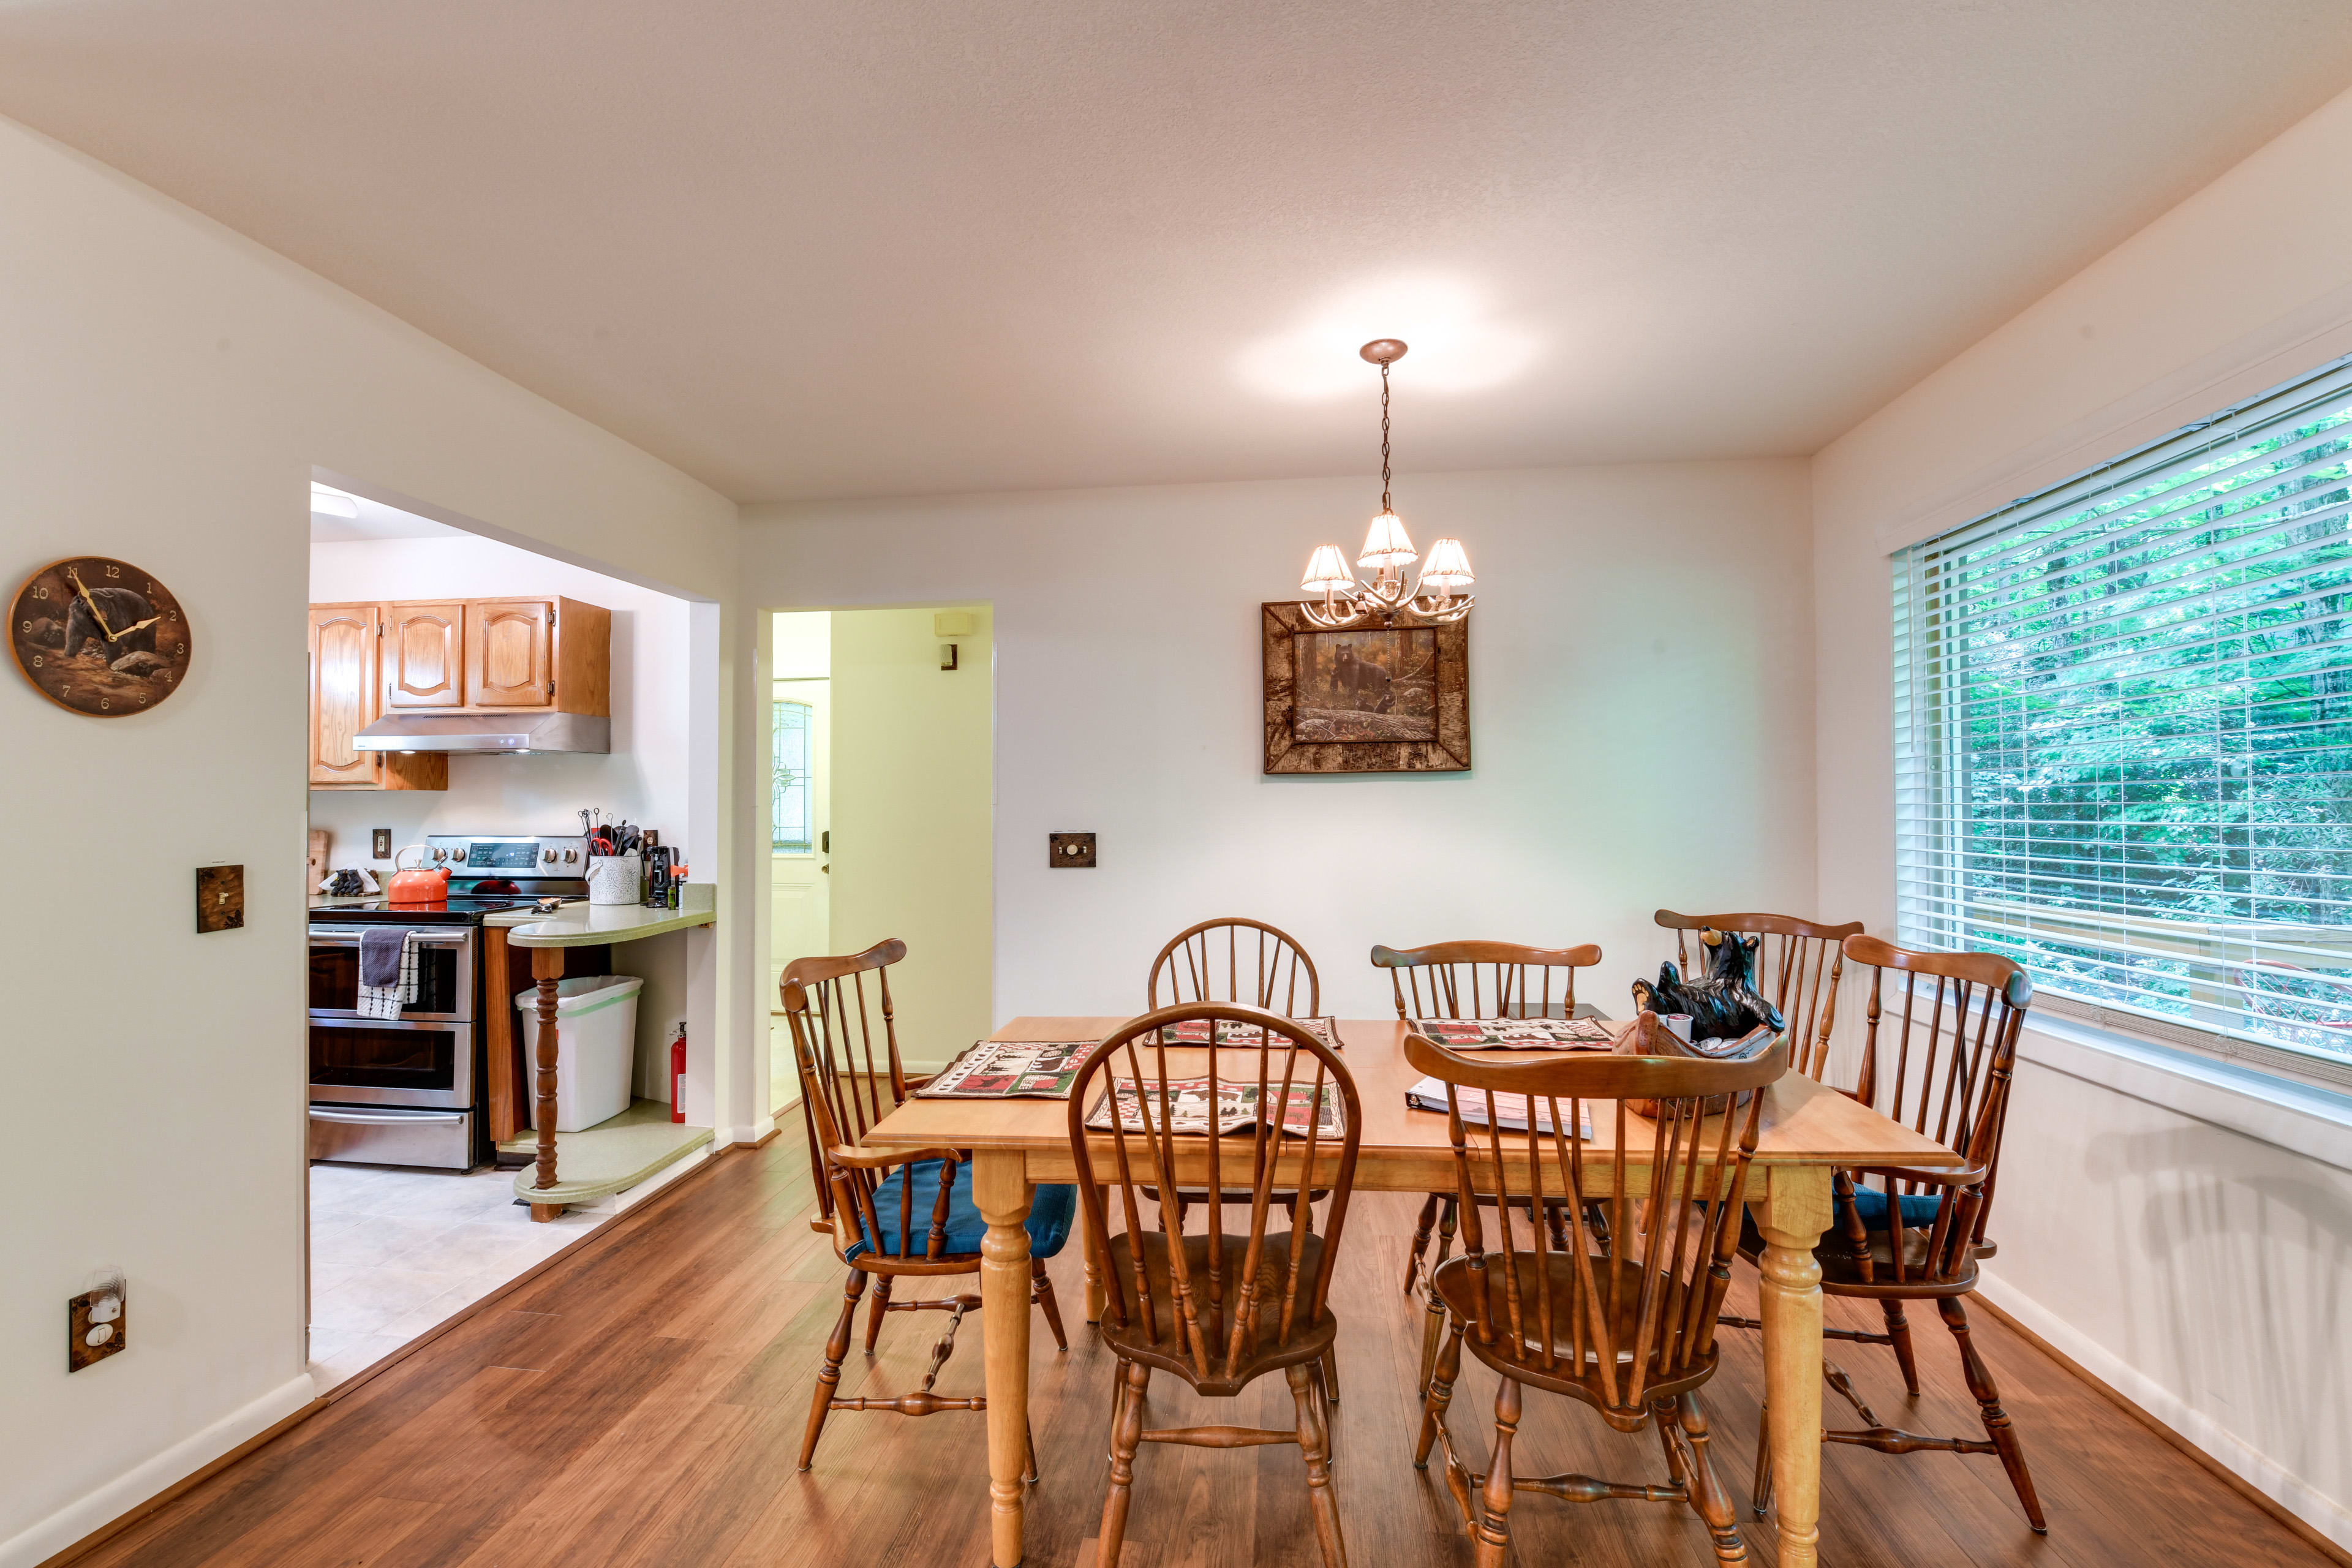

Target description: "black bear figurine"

left=1630, top=930, right=1785, bottom=1043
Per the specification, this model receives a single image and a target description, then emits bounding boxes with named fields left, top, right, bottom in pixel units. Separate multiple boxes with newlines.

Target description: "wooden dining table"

left=861, top=1014, right=1964, bottom=1568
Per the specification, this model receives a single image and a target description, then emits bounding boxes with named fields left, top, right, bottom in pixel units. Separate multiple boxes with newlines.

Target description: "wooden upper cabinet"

left=384, top=601, right=466, bottom=709
left=309, top=604, right=380, bottom=787
left=466, top=598, right=554, bottom=709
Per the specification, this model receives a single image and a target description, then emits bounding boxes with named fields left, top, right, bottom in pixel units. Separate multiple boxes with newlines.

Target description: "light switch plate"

left=372, top=828, right=392, bottom=859
left=196, top=865, right=244, bottom=933
left=1049, top=832, right=1096, bottom=868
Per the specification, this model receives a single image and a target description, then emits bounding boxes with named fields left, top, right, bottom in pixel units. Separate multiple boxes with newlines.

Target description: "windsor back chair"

left=1653, top=910, right=1862, bottom=1081
left=1407, top=1018, right=1784, bottom=1566
left=1140, top=918, right=1340, bottom=1393
left=1148, top=916, right=1321, bottom=1014
left=1733, top=935, right=2046, bottom=1532
left=1072, top=1002, right=1361, bottom=1567
left=1374, top=940, right=1607, bottom=1390
left=782, top=939, right=1072, bottom=1471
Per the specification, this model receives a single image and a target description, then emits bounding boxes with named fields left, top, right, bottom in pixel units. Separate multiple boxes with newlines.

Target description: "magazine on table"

left=1403, top=1076, right=1594, bottom=1138
left=916, top=1039, right=1093, bottom=1100
left=1134, top=1016, right=1341, bottom=1049
left=1408, top=1017, right=1615, bottom=1050
left=1084, top=1075, right=1345, bottom=1139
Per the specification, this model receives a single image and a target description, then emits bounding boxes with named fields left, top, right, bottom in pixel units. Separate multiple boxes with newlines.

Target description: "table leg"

left=1752, top=1164, right=1830, bottom=1568
left=975, top=1149, right=1033, bottom=1567
left=529, top=946, right=565, bottom=1221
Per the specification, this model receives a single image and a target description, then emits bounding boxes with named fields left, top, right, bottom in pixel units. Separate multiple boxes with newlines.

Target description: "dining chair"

left=1147, top=916, right=1321, bottom=1014
left=1138, top=917, right=1340, bottom=1395
left=1653, top=910, right=1863, bottom=1082
left=1732, top=935, right=2046, bottom=1533
left=1071, top=1001, right=1362, bottom=1568
left=1373, top=939, right=1604, bottom=1392
left=1407, top=1017, right=1784, bottom=1567
left=782, top=938, right=1074, bottom=1472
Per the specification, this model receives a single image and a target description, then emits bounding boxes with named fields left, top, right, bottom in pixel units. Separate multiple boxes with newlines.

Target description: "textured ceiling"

left=6, top=1, right=2351, bottom=502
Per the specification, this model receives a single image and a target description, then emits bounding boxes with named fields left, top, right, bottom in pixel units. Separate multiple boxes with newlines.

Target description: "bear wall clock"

left=10, top=557, right=192, bottom=717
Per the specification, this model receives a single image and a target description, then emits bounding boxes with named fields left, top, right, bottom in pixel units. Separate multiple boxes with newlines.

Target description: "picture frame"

left=1262, top=602, right=1469, bottom=774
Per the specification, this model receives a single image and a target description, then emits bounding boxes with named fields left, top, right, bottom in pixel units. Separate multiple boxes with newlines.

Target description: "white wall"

left=0, top=116, right=738, bottom=1568
left=1813, top=84, right=2352, bottom=1551
left=744, top=459, right=1816, bottom=1027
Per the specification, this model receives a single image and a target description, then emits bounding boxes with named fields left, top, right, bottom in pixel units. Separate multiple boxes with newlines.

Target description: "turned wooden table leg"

left=974, top=1149, right=1034, bottom=1567
left=529, top=946, right=565, bottom=1222
left=1752, top=1164, right=1831, bottom=1568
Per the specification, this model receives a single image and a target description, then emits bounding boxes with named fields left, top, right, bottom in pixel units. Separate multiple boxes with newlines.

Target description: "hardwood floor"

left=72, top=1136, right=2332, bottom=1568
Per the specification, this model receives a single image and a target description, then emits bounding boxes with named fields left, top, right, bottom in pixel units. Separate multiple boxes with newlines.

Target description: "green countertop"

left=492, top=883, right=715, bottom=947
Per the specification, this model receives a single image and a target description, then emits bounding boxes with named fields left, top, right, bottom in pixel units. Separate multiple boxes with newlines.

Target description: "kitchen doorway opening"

left=304, top=472, right=718, bottom=1395
left=769, top=605, right=993, bottom=1117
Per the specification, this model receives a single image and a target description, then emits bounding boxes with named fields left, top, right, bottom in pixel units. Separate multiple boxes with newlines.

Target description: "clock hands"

left=66, top=568, right=121, bottom=643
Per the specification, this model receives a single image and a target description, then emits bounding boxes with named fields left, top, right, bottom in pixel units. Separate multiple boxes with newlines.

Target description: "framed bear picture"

left=1262, top=601, right=1469, bottom=774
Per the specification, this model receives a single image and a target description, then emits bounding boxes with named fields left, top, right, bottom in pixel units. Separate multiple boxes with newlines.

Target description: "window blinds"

left=1894, top=355, right=2352, bottom=1071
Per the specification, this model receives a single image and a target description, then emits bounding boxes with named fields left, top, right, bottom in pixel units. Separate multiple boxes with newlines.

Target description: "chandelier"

left=1297, top=339, right=1476, bottom=628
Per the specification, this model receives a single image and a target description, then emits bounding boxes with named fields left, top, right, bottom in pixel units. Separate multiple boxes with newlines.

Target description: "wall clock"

left=10, top=557, right=192, bottom=717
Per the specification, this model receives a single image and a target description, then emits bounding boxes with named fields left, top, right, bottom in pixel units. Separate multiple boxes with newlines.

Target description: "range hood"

left=352, top=712, right=611, bottom=755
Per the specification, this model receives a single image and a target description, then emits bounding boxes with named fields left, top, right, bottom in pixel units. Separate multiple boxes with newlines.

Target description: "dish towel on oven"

left=356, top=927, right=419, bottom=1019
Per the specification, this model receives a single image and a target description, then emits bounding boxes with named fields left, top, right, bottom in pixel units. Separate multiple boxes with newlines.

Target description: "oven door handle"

left=307, top=1107, right=468, bottom=1125
left=309, top=929, right=472, bottom=946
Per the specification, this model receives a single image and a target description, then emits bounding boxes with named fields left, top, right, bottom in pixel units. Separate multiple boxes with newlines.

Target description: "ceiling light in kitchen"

left=309, top=483, right=360, bottom=519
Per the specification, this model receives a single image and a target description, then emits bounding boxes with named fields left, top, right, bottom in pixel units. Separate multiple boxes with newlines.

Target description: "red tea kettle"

left=386, top=844, right=451, bottom=903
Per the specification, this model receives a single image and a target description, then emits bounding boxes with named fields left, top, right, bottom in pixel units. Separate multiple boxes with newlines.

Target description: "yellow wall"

left=826, top=606, right=993, bottom=1065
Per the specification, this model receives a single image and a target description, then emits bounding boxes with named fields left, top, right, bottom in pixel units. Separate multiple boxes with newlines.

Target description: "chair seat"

left=1735, top=1208, right=1977, bottom=1298
left=846, top=1159, right=1076, bottom=1262
left=1101, top=1229, right=1332, bottom=1395
left=1847, top=1185, right=1943, bottom=1230
left=1431, top=1250, right=1717, bottom=1415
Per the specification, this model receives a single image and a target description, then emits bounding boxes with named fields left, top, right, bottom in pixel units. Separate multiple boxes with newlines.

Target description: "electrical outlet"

left=372, top=828, right=391, bottom=859
left=70, top=1272, right=126, bottom=1372
left=1049, top=832, right=1096, bottom=868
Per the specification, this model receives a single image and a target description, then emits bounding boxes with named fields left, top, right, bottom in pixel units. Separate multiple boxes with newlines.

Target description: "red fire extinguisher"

left=669, top=1023, right=688, bottom=1124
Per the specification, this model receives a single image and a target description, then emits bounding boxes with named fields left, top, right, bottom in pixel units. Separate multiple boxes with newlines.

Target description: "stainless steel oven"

left=308, top=920, right=479, bottom=1167
left=306, top=835, right=589, bottom=1172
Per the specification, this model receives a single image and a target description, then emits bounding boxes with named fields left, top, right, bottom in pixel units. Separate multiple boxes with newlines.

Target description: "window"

left=773, top=698, right=812, bottom=852
left=1894, top=355, right=2352, bottom=1079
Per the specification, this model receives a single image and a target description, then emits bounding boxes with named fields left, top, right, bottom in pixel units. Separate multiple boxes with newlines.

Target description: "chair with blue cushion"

left=1733, top=936, right=2048, bottom=1534
left=782, top=939, right=1072, bottom=1472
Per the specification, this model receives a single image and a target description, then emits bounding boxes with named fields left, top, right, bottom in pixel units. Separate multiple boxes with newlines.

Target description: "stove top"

left=322, top=895, right=548, bottom=918
left=312, top=832, right=592, bottom=924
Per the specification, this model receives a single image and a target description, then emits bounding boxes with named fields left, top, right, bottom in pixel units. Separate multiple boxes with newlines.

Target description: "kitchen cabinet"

left=467, top=598, right=552, bottom=707
left=306, top=595, right=609, bottom=791
left=308, top=604, right=448, bottom=791
left=384, top=601, right=466, bottom=709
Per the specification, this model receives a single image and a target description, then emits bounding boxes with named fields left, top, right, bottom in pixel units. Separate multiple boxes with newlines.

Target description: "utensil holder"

left=587, top=854, right=641, bottom=905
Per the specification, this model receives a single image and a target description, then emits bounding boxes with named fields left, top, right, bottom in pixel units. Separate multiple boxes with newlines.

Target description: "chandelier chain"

left=1379, top=361, right=1392, bottom=514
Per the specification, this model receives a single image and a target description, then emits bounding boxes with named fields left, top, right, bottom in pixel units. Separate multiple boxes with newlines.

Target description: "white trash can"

left=514, top=974, right=644, bottom=1131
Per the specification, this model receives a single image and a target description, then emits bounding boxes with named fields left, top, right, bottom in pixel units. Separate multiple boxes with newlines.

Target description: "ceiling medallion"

left=1296, top=339, right=1475, bottom=628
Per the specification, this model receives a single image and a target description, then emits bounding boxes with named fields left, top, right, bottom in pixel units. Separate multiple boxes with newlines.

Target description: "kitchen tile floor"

left=306, top=1161, right=608, bottom=1392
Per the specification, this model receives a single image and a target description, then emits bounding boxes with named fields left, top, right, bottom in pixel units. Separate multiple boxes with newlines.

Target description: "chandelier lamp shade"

left=1297, top=339, right=1476, bottom=628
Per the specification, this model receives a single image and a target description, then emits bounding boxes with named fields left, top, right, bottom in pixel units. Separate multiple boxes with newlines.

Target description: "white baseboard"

left=1973, top=1269, right=2352, bottom=1553
left=0, top=1371, right=316, bottom=1568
